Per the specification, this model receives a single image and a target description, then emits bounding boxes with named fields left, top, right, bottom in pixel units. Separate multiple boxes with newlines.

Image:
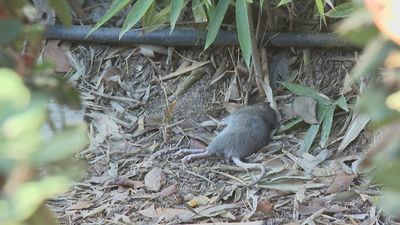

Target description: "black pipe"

left=45, top=25, right=355, bottom=48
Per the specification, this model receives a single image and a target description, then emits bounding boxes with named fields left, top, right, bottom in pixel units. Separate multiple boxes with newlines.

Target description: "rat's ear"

left=223, top=102, right=244, bottom=113
left=258, top=101, right=271, bottom=109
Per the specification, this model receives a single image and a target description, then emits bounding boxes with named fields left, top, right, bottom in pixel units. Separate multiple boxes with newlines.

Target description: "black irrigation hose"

left=45, top=25, right=355, bottom=48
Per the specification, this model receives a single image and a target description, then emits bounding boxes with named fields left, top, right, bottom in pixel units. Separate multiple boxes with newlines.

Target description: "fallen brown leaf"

left=325, top=171, right=357, bottom=194
left=158, top=184, right=177, bottom=198
left=292, top=96, right=318, bottom=124
left=109, top=177, right=143, bottom=189
left=257, top=199, right=274, bottom=214
left=42, top=40, right=72, bottom=73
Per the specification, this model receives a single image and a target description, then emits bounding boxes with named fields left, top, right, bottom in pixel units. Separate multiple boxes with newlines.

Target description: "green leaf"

left=276, top=0, right=292, bottom=7
left=142, top=2, right=170, bottom=33
left=31, top=125, right=88, bottom=163
left=299, top=123, right=320, bottom=153
left=377, top=191, right=400, bottom=216
left=0, top=68, right=30, bottom=108
left=314, top=0, right=326, bottom=26
left=87, top=0, right=131, bottom=37
left=0, top=19, right=22, bottom=44
left=336, top=9, right=379, bottom=46
left=27, top=204, right=58, bottom=225
left=281, top=82, right=332, bottom=105
left=236, top=0, right=252, bottom=67
left=320, top=104, right=336, bottom=147
left=192, top=0, right=208, bottom=22
left=142, top=1, right=156, bottom=29
left=49, top=0, right=72, bottom=26
left=326, top=2, right=354, bottom=18
left=373, top=161, right=400, bottom=191
left=336, top=95, right=348, bottom=111
left=351, top=36, right=394, bottom=81
left=358, top=88, right=400, bottom=126
left=277, top=118, right=303, bottom=133
left=12, top=176, right=71, bottom=221
left=260, top=0, right=265, bottom=10
left=120, top=0, right=155, bottom=39
left=204, top=0, right=229, bottom=50
left=170, top=0, right=185, bottom=33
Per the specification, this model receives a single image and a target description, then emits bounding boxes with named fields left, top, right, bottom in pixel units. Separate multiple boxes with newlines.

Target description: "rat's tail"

left=232, top=157, right=266, bottom=186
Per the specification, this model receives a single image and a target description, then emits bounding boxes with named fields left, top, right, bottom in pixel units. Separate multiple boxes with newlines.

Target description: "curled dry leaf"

left=325, top=171, right=357, bottom=194
left=292, top=96, right=318, bottom=124
left=144, top=167, right=166, bottom=191
left=158, top=184, right=177, bottom=198
left=338, top=113, right=370, bottom=154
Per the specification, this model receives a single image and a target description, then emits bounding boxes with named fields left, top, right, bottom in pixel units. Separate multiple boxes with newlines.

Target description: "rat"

left=176, top=102, right=279, bottom=186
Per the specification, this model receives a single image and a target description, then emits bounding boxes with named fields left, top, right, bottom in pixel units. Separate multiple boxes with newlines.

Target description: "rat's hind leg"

left=232, top=157, right=266, bottom=186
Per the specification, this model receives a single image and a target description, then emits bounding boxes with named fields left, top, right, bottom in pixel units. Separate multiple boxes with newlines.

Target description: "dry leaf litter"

left=44, top=42, right=386, bottom=225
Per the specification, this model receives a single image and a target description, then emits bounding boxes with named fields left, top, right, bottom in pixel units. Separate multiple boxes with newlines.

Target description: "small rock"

left=144, top=167, right=166, bottom=191
left=183, top=193, right=194, bottom=201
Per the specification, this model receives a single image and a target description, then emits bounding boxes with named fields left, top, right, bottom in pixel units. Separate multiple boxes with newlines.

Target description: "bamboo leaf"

left=204, top=0, right=230, bottom=50
left=87, top=0, right=131, bottom=37
left=170, top=0, right=185, bottom=33
left=120, top=0, right=155, bottom=39
left=320, top=104, right=336, bottom=147
left=336, top=95, right=348, bottom=111
left=143, top=3, right=170, bottom=33
left=281, top=82, right=332, bottom=105
left=299, top=123, right=320, bottom=153
left=236, top=0, right=252, bottom=67
left=277, top=118, right=303, bottom=133
left=315, top=0, right=327, bottom=26
left=276, top=0, right=292, bottom=7
left=326, top=2, right=354, bottom=18
left=49, top=0, right=72, bottom=26
left=192, top=0, right=207, bottom=22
